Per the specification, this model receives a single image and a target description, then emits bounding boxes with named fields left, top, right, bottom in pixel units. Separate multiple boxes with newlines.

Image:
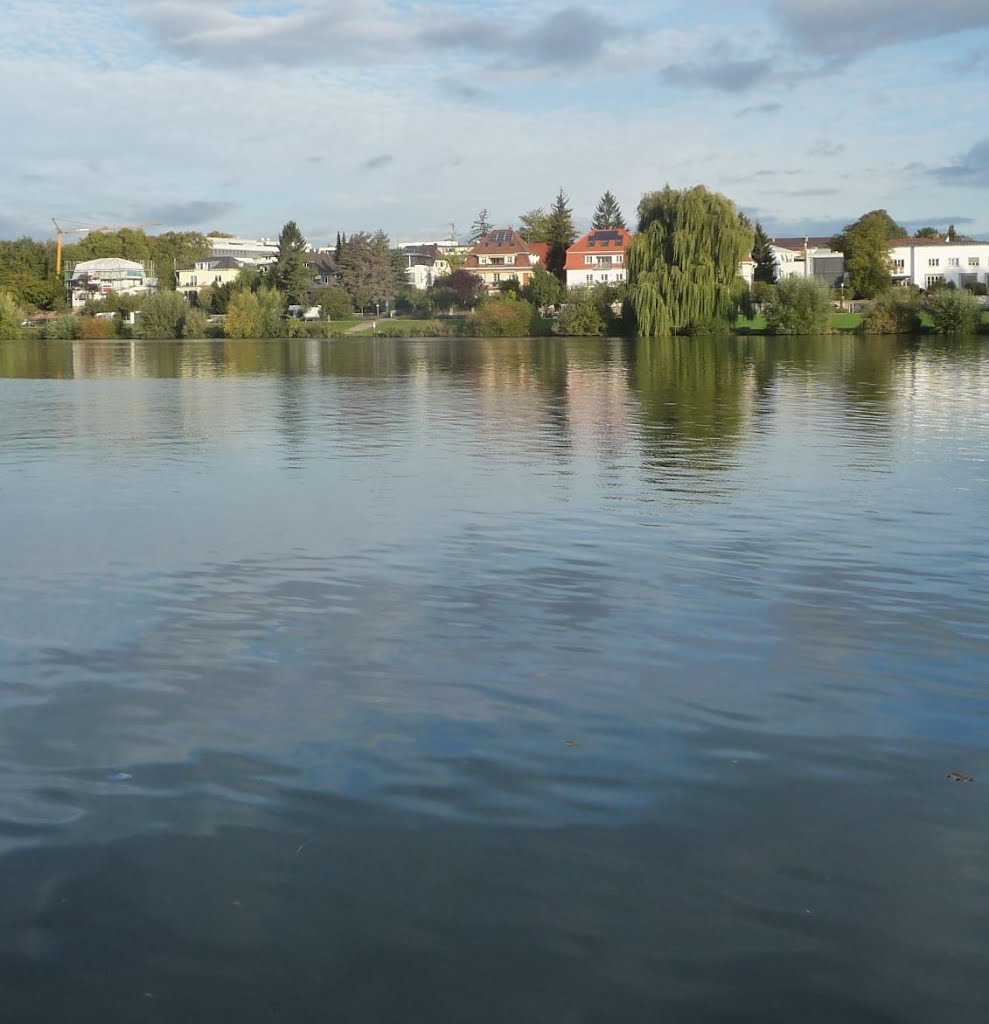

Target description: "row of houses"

left=62, top=227, right=989, bottom=311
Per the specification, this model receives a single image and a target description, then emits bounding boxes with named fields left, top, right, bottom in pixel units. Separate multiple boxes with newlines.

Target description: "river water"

left=0, top=335, right=987, bottom=1022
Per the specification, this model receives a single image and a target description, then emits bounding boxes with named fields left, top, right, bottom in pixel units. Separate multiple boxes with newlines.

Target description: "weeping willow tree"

left=628, top=185, right=753, bottom=336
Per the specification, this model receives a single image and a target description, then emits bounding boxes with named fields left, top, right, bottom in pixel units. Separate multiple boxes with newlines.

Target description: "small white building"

left=400, top=244, right=451, bottom=290
left=887, top=237, right=989, bottom=291
left=771, top=237, right=845, bottom=287
left=67, top=257, right=157, bottom=310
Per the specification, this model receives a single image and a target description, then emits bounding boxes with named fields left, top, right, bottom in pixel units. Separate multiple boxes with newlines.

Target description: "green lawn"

left=735, top=312, right=863, bottom=333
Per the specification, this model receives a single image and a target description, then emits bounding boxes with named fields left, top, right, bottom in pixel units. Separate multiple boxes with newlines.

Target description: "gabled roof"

left=564, top=229, right=632, bottom=271
left=471, top=227, right=533, bottom=256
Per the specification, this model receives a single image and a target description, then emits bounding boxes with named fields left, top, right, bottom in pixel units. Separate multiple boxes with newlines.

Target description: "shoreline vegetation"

left=2, top=186, right=988, bottom=343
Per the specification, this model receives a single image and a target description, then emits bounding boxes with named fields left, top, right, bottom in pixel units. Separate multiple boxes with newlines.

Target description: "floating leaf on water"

left=948, top=771, right=974, bottom=783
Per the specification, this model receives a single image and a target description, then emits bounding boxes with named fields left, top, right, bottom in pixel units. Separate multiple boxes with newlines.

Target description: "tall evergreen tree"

left=470, top=209, right=493, bottom=242
left=627, top=185, right=753, bottom=336
left=545, top=188, right=577, bottom=282
left=591, top=190, right=626, bottom=230
left=752, top=221, right=777, bottom=284
left=274, top=220, right=313, bottom=304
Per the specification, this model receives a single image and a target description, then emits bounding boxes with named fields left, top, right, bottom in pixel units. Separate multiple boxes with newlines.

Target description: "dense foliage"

left=628, top=185, right=752, bottom=336
left=226, top=289, right=286, bottom=338
left=764, top=278, right=832, bottom=335
left=0, top=290, right=23, bottom=338
left=861, top=290, right=922, bottom=334
left=469, top=293, right=537, bottom=337
left=927, top=289, right=981, bottom=334
left=832, top=210, right=905, bottom=298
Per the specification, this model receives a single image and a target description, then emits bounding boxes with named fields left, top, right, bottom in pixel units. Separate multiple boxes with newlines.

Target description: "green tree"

left=274, top=221, right=313, bottom=304
left=557, top=287, right=607, bottom=336
left=628, top=185, right=752, bottom=336
left=545, top=188, right=577, bottom=282
left=336, top=231, right=398, bottom=313
left=314, top=285, right=354, bottom=319
left=470, top=209, right=493, bottom=242
left=523, top=265, right=564, bottom=309
left=927, top=289, right=981, bottom=334
left=518, top=208, right=550, bottom=243
left=469, top=292, right=537, bottom=337
left=913, top=226, right=941, bottom=239
left=137, top=290, right=191, bottom=339
left=752, top=221, right=777, bottom=284
left=182, top=306, right=208, bottom=338
left=225, top=288, right=285, bottom=338
left=861, top=290, right=922, bottom=334
left=42, top=314, right=79, bottom=339
left=591, top=190, right=626, bottom=230
left=764, top=277, right=832, bottom=335
left=832, top=210, right=905, bottom=298
left=0, top=289, right=24, bottom=338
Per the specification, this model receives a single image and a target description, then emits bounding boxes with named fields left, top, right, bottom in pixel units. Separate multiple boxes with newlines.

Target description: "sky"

left=2, top=0, right=989, bottom=246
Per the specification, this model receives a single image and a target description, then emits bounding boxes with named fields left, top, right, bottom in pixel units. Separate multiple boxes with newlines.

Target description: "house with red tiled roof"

left=464, top=229, right=548, bottom=291
left=564, top=228, right=633, bottom=289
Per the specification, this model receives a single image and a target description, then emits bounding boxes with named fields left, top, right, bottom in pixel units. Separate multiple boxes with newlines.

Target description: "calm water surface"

left=1, top=335, right=987, bottom=1022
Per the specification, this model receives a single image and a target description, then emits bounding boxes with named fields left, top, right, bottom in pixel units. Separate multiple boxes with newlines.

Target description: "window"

left=893, top=259, right=905, bottom=271
left=493, top=273, right=501, bottom=283
left=948, top=257, right=960, bottom=267
left=615, top=254, right=623, bottom=264
left=969, top=257, right=981, bottom=267
left=585, top=255, right=594, bottom=265
left=926, top=274, right=944, bottom=288
left=928, top=258, right=940, bottom=267
left=586, top=273, right=594, bottom=283
left=479, top=256, right=489, bottom=265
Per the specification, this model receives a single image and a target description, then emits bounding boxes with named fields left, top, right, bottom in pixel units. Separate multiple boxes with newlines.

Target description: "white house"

left=771, top=237, right=845, bottom=287
left=887, top=237, right=989, bottom=291
left=400, top=244, right=450, bottom=290
left=67, top=257, right=157, bottom=310
left=565, top=228, right=633, bottom=289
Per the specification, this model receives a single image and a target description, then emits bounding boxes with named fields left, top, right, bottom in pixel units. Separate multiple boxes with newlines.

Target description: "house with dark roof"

left=176, top=255, right=254, bottom=300
left=565, top=228, right=633, bottom=289
left=305, top=253, right=339, bottom=288
left=464, top=228, right=548, bottom=291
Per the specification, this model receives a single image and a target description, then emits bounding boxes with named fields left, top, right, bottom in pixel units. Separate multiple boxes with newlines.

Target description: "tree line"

left=1, top=186, right=985, bottom=340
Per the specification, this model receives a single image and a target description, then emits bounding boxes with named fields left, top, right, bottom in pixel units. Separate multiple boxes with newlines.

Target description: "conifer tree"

left=752, top=221, right=777, bottom=284
left=545, top=188, right=577, bottom=281
left=591, top=190, right=626, bottom=230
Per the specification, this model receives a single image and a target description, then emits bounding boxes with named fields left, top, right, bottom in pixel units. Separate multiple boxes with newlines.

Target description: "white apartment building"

left=888, top=237, right=989, bottom=291
left=67, top=258, right=158, bottom=310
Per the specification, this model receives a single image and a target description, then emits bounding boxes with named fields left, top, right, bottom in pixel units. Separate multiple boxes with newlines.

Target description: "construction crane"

left=52, top=219, right=161, bottom=277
